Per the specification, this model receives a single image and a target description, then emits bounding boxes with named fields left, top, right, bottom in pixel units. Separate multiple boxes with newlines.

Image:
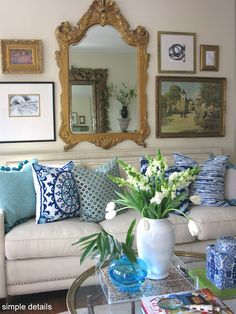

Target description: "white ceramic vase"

left=136, top=217, right=175, bottom=279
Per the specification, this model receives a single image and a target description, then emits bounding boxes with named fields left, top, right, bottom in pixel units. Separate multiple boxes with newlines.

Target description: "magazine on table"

left=141, top=288, right=233, bottom=314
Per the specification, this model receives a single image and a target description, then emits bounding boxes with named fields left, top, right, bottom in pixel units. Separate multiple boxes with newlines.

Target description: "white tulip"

left=190, top=195, right=201, bottom=205
left=188, top=220, right=200, bottom=237
left=105, top=210, right=117, bottom=220
left=106, top=201, right=116, bottom=212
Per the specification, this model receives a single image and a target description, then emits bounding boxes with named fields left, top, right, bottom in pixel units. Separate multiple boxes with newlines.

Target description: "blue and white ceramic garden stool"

left=206, top=236, right=236, bottom=289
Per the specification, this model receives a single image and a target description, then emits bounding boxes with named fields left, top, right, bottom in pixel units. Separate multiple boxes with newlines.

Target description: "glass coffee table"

left=66, top=251, right=236, bottom=314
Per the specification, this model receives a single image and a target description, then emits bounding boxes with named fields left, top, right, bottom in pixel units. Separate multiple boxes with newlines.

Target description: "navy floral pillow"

left=32, top=161, right=80, bottom=224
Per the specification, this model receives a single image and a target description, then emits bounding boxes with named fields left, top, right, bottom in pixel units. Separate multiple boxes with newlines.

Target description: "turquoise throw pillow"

left=0, top=160, right=37, bottom=233
left=72, top=159, right=122, bottom=222
left=32, top=161, right=80, bottom=224
left=173, top=153, right=229, bottom=207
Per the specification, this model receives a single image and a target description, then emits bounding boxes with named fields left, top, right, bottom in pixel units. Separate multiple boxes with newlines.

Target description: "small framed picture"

left=158, top=31, right=196, bottom=73
left=78, top=115, right=86, bottom=125
left=200, top=45, right=219, bottom=71
left=1, top=39, right=43, bottom=74
left=71, top=112, right=78, bottom=125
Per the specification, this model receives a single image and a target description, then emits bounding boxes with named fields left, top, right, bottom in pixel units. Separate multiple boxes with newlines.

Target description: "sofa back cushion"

left=224, top=165, right=236, bottom=205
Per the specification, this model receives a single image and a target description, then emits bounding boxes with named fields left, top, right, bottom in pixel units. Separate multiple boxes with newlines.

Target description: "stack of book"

left=141, top=288, right=233, bottom=314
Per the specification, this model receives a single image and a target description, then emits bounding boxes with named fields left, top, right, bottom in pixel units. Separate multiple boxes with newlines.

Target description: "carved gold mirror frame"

left=55, top=0, right=150, bottom=150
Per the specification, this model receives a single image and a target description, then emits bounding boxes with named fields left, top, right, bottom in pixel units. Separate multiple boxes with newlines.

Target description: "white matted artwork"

left=158, top=31, right=196, bottom=73
left=0, top=82, right=55, bottom=143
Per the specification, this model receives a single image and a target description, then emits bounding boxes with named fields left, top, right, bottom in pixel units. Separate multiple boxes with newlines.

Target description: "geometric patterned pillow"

left=173, top=153, right=229, bottom=207
left=72, top=159, right=122, bottom=222
left=32, top=161, right=80, bottom=224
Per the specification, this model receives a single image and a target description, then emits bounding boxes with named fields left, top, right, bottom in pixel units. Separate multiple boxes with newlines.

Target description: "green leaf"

left=125, top=219, right=136, bottom=247
left=122, top=243, right=137, bottom=264
left=74, top=233, right=98, bottom=245
left=107, top=234, right=115, bottom=254
left=80, top=239, right=97, bottom=264
left=96, top=233, right=104, bottom=263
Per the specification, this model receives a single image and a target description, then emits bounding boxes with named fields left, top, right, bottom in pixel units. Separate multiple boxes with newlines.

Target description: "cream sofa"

left=0, top=147, right=236, bottom=298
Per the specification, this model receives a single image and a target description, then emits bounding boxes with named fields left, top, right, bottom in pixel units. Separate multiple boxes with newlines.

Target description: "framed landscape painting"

left=156, top=76, right=226, bottom=138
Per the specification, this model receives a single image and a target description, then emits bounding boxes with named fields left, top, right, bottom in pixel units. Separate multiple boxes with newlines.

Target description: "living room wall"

left=0, top=0, right=235, bottom=159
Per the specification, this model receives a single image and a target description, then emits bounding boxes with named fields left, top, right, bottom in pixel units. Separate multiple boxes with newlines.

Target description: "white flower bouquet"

left=76, top=149, right=200, bottom=267
left=107, top=149, right=200, bottom=220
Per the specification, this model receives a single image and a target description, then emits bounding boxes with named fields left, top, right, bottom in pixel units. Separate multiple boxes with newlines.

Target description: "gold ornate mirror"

left=55, top=0, right=150, bottom=150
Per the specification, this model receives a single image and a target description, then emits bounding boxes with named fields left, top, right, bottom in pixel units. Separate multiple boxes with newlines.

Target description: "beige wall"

left=0, top=0, right=235, bottom=159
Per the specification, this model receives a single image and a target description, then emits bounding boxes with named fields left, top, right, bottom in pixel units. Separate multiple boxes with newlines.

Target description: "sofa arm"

left=0, top=209, right=7, bottom=298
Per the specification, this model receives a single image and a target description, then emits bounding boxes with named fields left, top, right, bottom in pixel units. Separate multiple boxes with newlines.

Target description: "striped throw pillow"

left=173, top=153, right=229, bottom=207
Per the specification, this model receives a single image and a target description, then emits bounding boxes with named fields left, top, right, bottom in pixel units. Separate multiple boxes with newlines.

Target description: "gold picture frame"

left=200, top=45, right=219, bottom=71
left=156, top=76, right=226, bottom=138
left=158, top=31, right=196, bottom=73
left=1, top=39, right=43, bottom=74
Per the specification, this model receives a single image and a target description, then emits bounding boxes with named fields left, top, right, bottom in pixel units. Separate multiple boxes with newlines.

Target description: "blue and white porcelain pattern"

left=215, top=236, right=236, bottom=256
left=206, top=236, right=236, bottom=289
left=173, top=153, right=229, bottom=207
left=32, top=161, right=80, bottom=224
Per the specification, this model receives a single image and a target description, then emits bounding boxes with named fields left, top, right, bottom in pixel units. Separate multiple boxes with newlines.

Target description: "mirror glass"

left=69, top=25, right=137, bottom=134
left=71, top=84, right=93, bottom=133
left=55, top=0, right=149, bottom=150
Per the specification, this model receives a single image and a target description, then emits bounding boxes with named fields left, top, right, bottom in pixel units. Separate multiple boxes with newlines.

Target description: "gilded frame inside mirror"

left=55, top=0, right=150, bottom=150
left=69, top=67, right=109, bottom=133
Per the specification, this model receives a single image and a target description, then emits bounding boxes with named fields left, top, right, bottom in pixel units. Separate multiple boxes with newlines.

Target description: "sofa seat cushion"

left=99, top=209, right=195, bottom=245
left=188, top=206, right=236, bottom=241
left=5, top=217, right=102, bottom=260
left=168, top=213, right=195, bottom=244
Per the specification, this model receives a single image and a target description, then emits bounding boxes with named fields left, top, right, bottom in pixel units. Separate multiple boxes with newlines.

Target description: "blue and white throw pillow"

left=0, top=160, right=37, bottom=233
left=173, top=153, right=229, bottom=207
left=140, top=157, right=190, bottom=214
left=72, top=159, right=122, bottom=222
left=32, top=161, right=80, bottom=224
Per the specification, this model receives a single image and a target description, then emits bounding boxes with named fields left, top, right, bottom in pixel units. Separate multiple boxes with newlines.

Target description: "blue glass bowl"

left=108, top=255, right=147, bottom=293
